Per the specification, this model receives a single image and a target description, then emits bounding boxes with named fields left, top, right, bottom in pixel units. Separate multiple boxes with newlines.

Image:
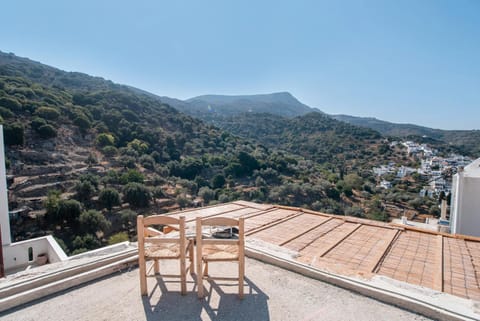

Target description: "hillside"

left=0, top=50, right=442, bottom=254
left=332, top=114, right=480, bottom=157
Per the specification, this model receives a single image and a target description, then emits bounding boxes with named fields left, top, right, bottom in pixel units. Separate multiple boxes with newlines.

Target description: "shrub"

left=102, top=145, right=118, bottom=157
left=79, top=210, right=111, bottom=233
left=198, top=186, right=215, bottom=204
left=108, top=232, right=129, bottom=245
left=35, top=106, right=60, bottom=120
left=75, top=180, right=95, bottom=201
left=95, top=133, right=115, bottom=147
left=123, top=183, right=151, bottom=208
left=98, top=188, right=121, bottom=210
left=3, top=123, right=24, bottom=146
left=0, top=107, right=14, bottom=118
left=37, top=124, right=57, bottom=138
left=72, top=234, right=101, bottom=250
left=120, top=169, right=144, bottom=184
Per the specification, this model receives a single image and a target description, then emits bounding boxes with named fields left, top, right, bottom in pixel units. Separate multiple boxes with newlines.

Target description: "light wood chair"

left=137, top=215, right=194, bottom=296
left=196, top=216, right=245, bottom=299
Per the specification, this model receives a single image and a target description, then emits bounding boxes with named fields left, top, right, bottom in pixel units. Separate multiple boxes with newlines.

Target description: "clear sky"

left=1, top=0, right=479, bottom=130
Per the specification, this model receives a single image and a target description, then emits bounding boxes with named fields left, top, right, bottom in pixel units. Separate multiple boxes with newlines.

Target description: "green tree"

left=120, top=169, right=144, bottom=184
left=37, top=124, right=57, bottom=138
left=198, top=186, right=215, bottom=204
left=35, top=106, right=60, bottom=120
left=75, top=180, right=95, bottom=201
left=4, top=123, right=24, bottom=146
left=98, top=188, right=121, bottom=210
left=211, top=174, right=226, bottom=189
left=57, top=199, right=83, bottom=225
left=123, top=183, right=151, bottom=208
left=79, top=210, right=111, bottom=234
left=95, top=133, right=115, bottom=147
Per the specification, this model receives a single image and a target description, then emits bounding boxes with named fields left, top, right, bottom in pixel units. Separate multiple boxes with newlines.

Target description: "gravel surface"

left=0, top=257, right=431, bottom=321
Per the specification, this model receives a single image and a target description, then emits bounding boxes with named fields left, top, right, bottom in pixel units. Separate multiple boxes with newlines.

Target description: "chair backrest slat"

left=200, top=217, right=240, bottom=227
left=143, top=215, right=182, bottom=226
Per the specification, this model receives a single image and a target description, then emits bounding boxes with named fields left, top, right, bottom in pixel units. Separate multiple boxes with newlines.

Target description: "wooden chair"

left=137, top=215, right=194, bottom=296
left=196, top=216, right=245, bottom=299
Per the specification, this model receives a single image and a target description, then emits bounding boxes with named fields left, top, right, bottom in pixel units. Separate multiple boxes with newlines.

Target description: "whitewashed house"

left=450, top=158, right=480, bottom=237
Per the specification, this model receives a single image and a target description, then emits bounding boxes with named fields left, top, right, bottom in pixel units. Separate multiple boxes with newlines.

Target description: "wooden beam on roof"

left=317, top=223, right=362, bottom=258
left=369, top=229, right=400, bottom=273
left=279, top=217, right=334, bottom=247
left=434, top=234, right=444, bottom=292
left=245, top=211, right=302, bottom=236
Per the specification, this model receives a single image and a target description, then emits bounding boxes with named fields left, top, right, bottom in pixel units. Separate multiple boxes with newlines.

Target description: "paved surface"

left=0, top=257, right=430, bottom=321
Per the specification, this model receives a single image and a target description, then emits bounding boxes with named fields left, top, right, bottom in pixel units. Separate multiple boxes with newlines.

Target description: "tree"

left=79, top=210, right=111, bottom=234
left=211, top=174, right=226, bottom=189
left=57, top=199, right=83, bottom=225
left=35, top=106, right=60, bottom=120
left=37, top=124, right=57, bottom=138
left=198, top=186, right=216, bottom=204
left=3, top=123, right=24, bottom=146
left=98, top=188, right=121, bottom=210
left=75, top=180, right=95, bottom=201
left=120, top=169, right=144, bottom=184
left=72, top=234, right=101, bottom=251
left=95, top=133, right=115, bottom=147
left=123, top=183, right=151, bottom=208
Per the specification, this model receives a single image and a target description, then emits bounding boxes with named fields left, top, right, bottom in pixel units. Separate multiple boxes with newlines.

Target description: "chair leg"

left=139, top=257, right=147, bottom=296
left=239, top=258, right=245, bottom=299
left=204, top=261, right=209, bottom=276
left=154, top=259, right=159, bottom=275
left=180, top=256, right=187, bottom=295
left=189, top=240, right=195, bottom=274
left=196, top=255, right=204, bottom=298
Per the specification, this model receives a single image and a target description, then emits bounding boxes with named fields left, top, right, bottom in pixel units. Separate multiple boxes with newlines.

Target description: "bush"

left=108, top=232, right=129, bottom=245
left=57, top=199, right=82, bottom=224
left=95, top=133, right=115, bottom=147
left=98, top=188, right=121, bottom=210
left=119, top=209, right=137, bottom=228
left=72, top=234, right=101, bottom=250
left=75, top=180, right=95, bottom=201
left=31, top=117, right=47, bottom=130
left=3, top=123, right=24, bottom=146
left=0, top=107, right=14, bottom=118
left=37, top=124, right=57, bottom=138
left=35, top=106, right=60, bottom=120
left=79, top=210, right=111, bottom=233
left=102, top=145, right=118, bottom=157
left=0, top=97, right=21, bottom=110
left=120, top=169, right=144, bottom=184
left=211, top=174, right=226, bottom=189
left=123, top=183, right=151, bottom=208
left=198, top=186, right=215, bottom=204
left=74, top=115, right=91, bottom=131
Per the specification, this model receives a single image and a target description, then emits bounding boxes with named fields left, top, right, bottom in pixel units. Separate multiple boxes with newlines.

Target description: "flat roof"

left=0, top=257, right=431, bottom=321
left=169, top=201, right=480, bottom=303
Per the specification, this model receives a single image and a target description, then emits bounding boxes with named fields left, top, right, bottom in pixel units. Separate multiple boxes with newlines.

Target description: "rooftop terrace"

left=1, top=201, right=479, bottom=320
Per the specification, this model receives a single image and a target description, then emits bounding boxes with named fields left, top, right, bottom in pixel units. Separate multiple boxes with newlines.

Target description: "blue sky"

left=1, top=0, right=479, bottom=130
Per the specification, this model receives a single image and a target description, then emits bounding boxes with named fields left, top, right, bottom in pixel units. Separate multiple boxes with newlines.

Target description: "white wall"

left=0, top=125, right=11, bottom=245
left=2, top=236, right=67, bottom=270
left=450, top=158, right=480, bottom=237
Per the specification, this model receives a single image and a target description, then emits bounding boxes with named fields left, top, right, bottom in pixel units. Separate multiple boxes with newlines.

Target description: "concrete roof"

left=168, top=201, right=480, bottom=303
left=0, top=257, right=431, bottom=321
left=1, top=201, right=479, bottom=320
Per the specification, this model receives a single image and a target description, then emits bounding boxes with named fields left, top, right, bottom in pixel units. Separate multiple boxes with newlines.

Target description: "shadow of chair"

left=142, top=275, right=270, bottom=321
left=196, top=216, right=245, bottom=299
left=137, top=214, right=194, bottom=296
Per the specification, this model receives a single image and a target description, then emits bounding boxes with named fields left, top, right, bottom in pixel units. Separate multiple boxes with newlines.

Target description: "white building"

left=0, top=126, right=68, bottom=274
left=450, top=157, right=480, bottom=237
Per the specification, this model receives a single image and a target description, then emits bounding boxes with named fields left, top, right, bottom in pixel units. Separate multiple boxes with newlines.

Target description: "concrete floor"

left=0, top=257, right=431, bottom=321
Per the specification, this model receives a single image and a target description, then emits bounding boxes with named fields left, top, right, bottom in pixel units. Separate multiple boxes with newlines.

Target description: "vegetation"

left=1, top=50, right=467, bottom=255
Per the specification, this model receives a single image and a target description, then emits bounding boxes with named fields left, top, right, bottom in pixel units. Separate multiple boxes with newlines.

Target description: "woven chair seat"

left=202, top=244, right=239, bottom=261
left=145, top=242, right=181, bottom=258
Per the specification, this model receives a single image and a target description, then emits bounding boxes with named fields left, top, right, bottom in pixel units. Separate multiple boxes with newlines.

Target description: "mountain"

left=332, top=114, right=480, bottom=156
left=181, top=92, right=317, bottom=118
left=0, top=50, right=447, bottom=254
